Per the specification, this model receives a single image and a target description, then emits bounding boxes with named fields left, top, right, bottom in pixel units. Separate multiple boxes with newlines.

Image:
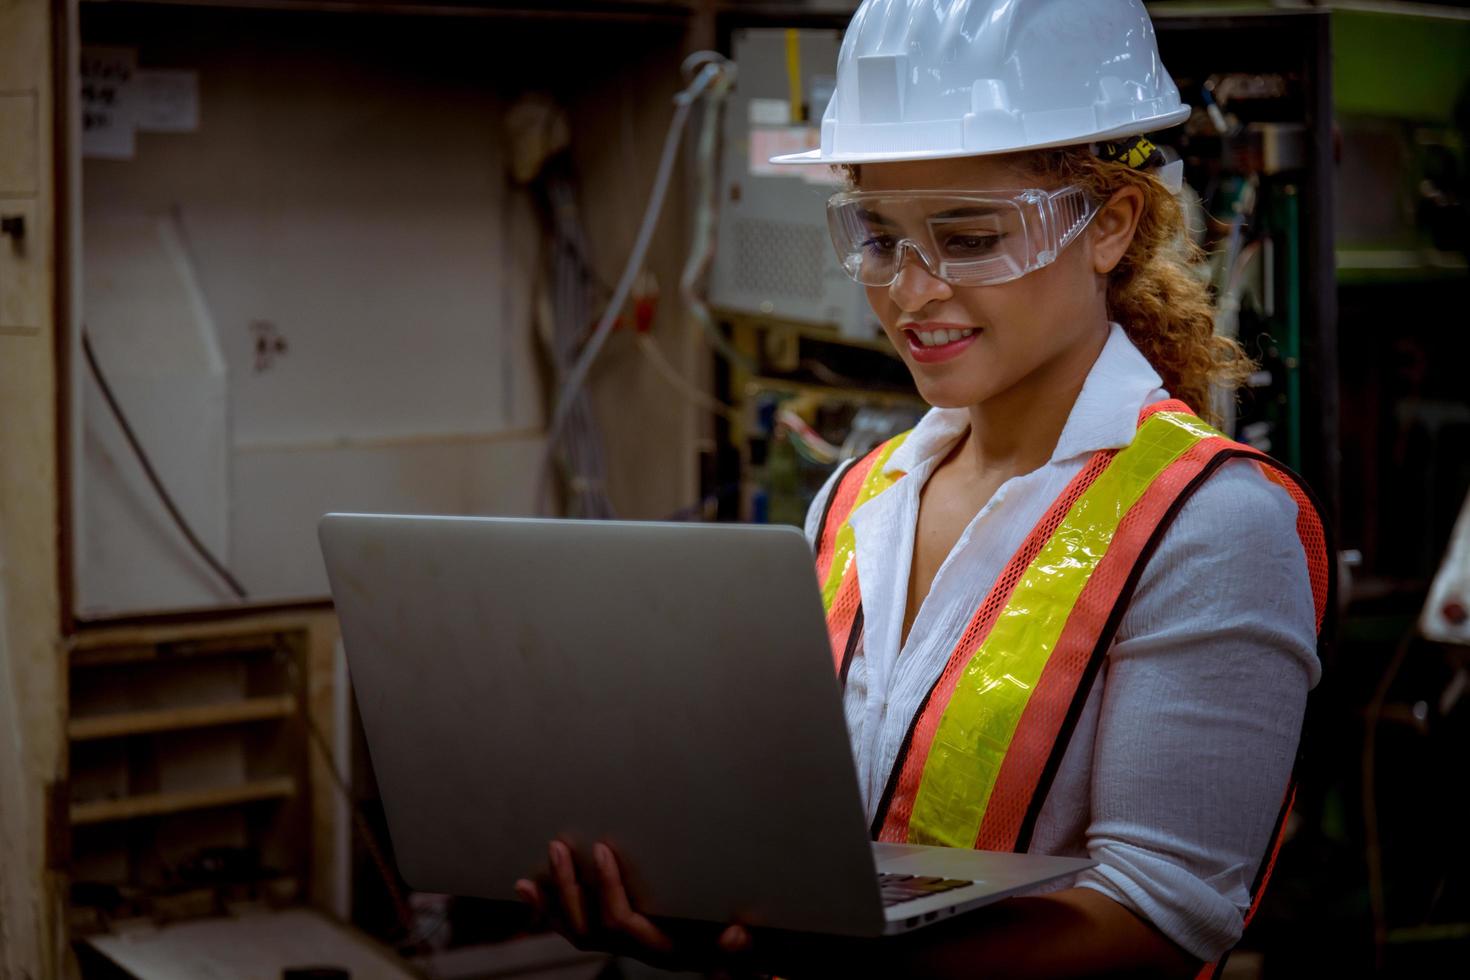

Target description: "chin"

left=897, top=351, right=1007, bottom=408
left=909, top=372, right=1000, bottom=410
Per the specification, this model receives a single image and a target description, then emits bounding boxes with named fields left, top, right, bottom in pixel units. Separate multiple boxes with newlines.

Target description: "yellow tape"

left=785, top=29, right=804, bottom=124
left=820, top=433, right=910, bottom=613
left=907, top=412, right=1220, bottom=847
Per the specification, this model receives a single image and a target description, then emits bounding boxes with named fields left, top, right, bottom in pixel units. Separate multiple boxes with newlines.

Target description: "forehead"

left=854, top=154, right=1032, bottom=192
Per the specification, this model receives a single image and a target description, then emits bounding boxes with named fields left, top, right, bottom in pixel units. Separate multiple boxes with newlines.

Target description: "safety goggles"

left=825, top=187, right=1098, bottom=288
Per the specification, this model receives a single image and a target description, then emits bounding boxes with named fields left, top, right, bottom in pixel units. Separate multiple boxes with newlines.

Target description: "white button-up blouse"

left=804, top=324, right=1319, bottom=962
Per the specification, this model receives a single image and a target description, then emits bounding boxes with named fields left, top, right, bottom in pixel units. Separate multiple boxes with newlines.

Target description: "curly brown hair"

left=842, top=150, right=1252, bottom=424
left=1020, top=147, right=1253, bottom=423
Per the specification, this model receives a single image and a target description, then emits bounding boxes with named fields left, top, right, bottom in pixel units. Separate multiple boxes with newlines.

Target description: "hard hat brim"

left=769, top=107, right=1192, bottom=166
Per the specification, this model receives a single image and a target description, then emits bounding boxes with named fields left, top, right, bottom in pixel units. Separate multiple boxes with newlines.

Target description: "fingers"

left=718, top=923, right=752, bottom=954
left=513, top=878, right=543, bottom=921
left=520, top=840, right=737, bottom=969
left=594, top=842, right=674, bottom=954
left=548, top=840, right=589, bottom=936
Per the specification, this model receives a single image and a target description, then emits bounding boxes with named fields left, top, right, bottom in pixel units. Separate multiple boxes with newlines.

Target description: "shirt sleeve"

left=1073, top=459, right=1320, bottom=962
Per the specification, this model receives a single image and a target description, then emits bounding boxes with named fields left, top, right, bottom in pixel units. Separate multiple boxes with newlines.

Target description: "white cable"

left=535, top=54, right=732, bottom=515
left=544, top=173, right=615, bottom=517
left=680, top=57, right=753, bottom=373
left=635, top=334, right=740, bottom=424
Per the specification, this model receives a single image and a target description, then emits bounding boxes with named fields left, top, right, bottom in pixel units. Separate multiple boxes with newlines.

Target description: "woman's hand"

left=514, top=840, right=752, bottom=971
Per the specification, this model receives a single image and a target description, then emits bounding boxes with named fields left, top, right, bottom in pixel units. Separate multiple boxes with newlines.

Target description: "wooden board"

left=84, top=905, right=419, bottom=980
left=70, top=776, right=296, bottom=826
left=68, top=695, right=295, bottom=740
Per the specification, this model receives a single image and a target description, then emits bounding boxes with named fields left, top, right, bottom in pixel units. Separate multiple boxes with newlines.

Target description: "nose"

left=888, top=243, right=952, bottom=312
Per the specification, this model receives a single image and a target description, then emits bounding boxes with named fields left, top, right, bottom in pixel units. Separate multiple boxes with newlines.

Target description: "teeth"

left=914, top=328, right=975, bottom=347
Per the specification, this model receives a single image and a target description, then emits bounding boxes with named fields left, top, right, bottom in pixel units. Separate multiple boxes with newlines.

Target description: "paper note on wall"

left=748, top=126, right=840, bottom=186
left=81, top=46, right=138, bottom=160
left=82, top=48, right=200, bottom=159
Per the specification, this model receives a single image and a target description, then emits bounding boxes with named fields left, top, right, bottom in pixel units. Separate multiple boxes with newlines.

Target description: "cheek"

left=988, top=252, right=1097, bottom=337
left=864, top=286, right=895, bottom=328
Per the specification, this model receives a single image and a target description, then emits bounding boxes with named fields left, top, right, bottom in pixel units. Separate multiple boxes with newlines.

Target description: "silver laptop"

left=320, top=514, right=1092, bottom=937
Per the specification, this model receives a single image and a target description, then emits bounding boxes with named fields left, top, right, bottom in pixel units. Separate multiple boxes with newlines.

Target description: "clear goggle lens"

left=825, top=187, right=1098, bottom=288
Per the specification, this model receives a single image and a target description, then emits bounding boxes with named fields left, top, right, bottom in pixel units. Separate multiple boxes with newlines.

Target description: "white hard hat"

left=773, top=0, right=1191, bottom=166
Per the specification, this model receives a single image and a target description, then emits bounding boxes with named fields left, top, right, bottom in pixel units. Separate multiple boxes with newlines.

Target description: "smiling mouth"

left=899, top=323, right=983, bottom=364
left=905, top=326, right=979, bottom=348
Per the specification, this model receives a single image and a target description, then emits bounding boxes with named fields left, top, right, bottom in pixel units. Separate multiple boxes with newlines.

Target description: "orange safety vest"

left=814, top=400, right=1333, bottom=975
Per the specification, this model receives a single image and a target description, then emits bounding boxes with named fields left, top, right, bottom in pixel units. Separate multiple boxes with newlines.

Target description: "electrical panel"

left=710, top=28, right=883, bottom=343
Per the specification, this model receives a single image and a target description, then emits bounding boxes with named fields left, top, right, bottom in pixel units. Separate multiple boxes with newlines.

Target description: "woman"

left=517, top=1, right=1330, bottom=975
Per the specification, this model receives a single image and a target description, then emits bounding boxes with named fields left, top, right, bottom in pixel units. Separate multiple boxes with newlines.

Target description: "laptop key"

left=877, top=873, right=975, bottom=908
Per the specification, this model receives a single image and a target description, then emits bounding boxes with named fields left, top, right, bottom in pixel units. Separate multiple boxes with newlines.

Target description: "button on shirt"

left=804, top=325, right=1319, bottom=962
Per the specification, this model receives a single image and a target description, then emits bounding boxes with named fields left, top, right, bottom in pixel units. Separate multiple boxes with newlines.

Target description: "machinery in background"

left=711, top=315, right=921, bottom=525
left=710, top=28, right=882, bottom=344
left=708, top=27, right=924, bottom=524
left=1328, top=5, right=1470, bottom=592
left=746, top=385, right=924, bottom=527
left=1168, top=71, right=1317, bottom=472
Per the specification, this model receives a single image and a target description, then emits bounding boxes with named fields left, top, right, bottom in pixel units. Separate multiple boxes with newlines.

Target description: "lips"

left=902, top=322, right=981, bottom=364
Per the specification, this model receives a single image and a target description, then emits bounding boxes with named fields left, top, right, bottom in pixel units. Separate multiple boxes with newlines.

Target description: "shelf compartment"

left=71, top=777, right=298, bottom=826
left=68, top=695, right=297, bottom=742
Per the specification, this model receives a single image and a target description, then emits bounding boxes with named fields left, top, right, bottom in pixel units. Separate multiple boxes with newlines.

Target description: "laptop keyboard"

left=878, top=873, right=974, bottom=908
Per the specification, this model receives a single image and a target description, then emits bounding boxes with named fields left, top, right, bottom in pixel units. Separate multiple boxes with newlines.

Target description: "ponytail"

left=1026, top=148, right=1252, bottom=423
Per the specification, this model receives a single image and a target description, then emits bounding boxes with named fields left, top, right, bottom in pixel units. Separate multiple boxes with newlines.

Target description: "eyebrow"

left=856, top=207, right=898, bottom=228
left=930, top=205, right=1002, bottom=220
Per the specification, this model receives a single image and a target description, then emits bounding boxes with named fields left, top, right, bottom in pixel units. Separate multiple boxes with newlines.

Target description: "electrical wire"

left=282, top=647, right=444, bottom=978
left=776, top=408, right=839, bottom=465
left=634, top=334, right=740, bottom=425
left=679, top=53, right=756, bottom=374
left=535, top=54, right=733, bottom=515
left=543, top=173, right=616, bottom=518
left=81, top=328, right=250, bottom=601
left=1362, top=627, right=1417, bottom=973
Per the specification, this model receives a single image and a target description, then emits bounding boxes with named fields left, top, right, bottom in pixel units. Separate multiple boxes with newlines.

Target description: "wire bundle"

left=532, top=54, right=736, bottom=516
left=543, top=174, right=616, bottom=518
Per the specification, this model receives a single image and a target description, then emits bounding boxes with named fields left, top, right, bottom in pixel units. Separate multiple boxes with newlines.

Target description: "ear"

left=1089, top=185, right=1145, bottom=276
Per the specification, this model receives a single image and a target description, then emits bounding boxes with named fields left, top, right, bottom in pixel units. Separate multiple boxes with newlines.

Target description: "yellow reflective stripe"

left=907, top=411, right=1220, bottom=847
left=819, top=433, right=911, bottom=613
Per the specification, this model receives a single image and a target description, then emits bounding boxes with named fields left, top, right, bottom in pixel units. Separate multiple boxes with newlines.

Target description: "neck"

left=961, top=322, right=1111, bottom=475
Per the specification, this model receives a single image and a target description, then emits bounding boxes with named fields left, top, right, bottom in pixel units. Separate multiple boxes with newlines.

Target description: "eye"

left=942, top=233, right=1002, bottom=257
left=861, top=234, right=899, bottom=255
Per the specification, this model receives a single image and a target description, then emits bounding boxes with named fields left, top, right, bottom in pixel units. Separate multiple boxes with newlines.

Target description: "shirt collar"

left=882, top=323, right=1165, bottom=477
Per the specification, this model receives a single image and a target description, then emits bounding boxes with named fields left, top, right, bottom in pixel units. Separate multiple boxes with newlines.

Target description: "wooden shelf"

left=71, top=777, right=298, bottom=826
left=68, top=696, right=296, bottom=742
left=68, top=608, right=336, bottom=655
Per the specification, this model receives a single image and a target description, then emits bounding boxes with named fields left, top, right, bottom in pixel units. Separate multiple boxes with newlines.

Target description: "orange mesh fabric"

left=1245, top=784, right=1295, bottom=929
left=816, top=454, right=880, bottom=586
left=825, top=574, right=865, bottom=675
left=973, top=436, right=1227, bottom=850
left=1139, top=398, right=1194, bottom=423
left=817, top=452, right=882, bottom=673
left=875, top=450, right=1116, bottom=843
left=1259, top=467, right=1330, bottom=630
left=847, top=397, right=1330, bottom=874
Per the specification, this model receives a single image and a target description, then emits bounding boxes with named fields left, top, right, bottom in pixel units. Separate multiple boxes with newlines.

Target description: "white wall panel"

left=77, top=13, right=548, bottom=614
left=80, top=208, right=233, bottom=614
left=231, top=434, right=542, bottom=600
